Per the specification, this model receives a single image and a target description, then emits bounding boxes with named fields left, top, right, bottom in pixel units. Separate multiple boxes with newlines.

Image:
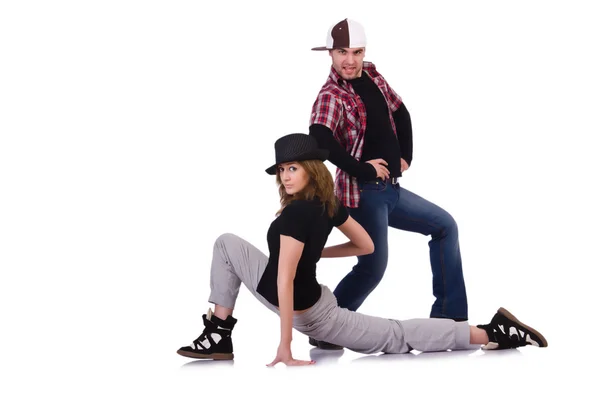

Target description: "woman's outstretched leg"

left=294, top=286, right=547, bottom=354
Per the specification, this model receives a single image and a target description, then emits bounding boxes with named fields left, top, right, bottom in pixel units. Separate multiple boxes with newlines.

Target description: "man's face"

left=329, top=47, right=365, bottom=80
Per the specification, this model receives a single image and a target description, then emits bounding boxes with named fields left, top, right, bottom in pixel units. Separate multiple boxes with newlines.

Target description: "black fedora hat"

left=265, top=133, right=329, bottom=175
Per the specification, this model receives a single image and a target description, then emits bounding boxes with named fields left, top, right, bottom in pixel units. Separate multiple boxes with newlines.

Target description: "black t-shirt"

left=256, top=198, right=349, bottom=310
left=348, top=73, right=402, bottom=178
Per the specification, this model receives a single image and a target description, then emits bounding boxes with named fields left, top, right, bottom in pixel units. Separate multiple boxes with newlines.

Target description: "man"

left=308, top=18, right=468, bottom=349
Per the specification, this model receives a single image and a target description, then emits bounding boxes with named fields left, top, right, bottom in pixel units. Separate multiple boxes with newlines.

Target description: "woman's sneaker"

left=177, top=308, right=237, bottom=360
left=477, top=307, right=548, bottom=350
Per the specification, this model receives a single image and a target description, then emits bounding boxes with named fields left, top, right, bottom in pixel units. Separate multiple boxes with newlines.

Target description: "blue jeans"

left=333, top=180, right=468, bottom=320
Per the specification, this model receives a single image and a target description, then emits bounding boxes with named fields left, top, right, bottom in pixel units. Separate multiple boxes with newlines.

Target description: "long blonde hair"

left=275, top=160, right=338, bottom=217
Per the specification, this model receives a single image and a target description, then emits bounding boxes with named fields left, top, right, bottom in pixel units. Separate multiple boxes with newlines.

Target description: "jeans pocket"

left=359, top=180, right=386, bottom=192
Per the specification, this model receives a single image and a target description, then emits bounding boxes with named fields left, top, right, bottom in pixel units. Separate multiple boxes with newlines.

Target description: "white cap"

left=311, top=18, right=367, bottom=51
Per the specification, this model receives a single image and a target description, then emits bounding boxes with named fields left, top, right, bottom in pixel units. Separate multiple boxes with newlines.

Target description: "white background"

left=1, top=0, right=598, bottom=396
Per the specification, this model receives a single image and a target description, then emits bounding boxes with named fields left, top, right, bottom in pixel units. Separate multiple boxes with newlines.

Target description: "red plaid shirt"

left=309, top=62, right=403, bottom=208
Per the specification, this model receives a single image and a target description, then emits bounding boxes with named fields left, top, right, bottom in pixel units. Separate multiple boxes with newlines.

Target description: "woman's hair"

left=275, top=160, right=338, bottom=217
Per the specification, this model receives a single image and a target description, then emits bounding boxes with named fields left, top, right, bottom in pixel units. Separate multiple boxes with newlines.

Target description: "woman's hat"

left=265, top=133, right=329, bottom=175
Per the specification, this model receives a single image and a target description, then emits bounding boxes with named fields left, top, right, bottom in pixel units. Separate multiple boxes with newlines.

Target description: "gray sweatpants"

left=208, top=233, right=476, bottom=354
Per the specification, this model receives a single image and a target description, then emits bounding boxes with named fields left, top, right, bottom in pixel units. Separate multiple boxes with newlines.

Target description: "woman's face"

left=278, top=162, right=309, bottom=195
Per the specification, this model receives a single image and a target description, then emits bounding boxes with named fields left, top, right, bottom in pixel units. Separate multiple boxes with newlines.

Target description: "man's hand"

left=266, top=344, right=315, bottom=367
left=400, top=158, right=410, bottom=173
left=366, top=159, right=390, bottom=180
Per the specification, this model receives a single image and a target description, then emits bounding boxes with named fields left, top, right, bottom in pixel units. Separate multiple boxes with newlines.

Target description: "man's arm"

left=309, top=92, right=377, bottom=180
left=309, top=124, right=377, bottom=180
left=393, top=102, right=413, bottom=166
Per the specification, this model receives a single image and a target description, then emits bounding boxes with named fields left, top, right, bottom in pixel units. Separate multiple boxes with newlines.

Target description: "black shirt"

left=309, top=76, right=413, bottom=181
left=256, top=198, right=349, bottom=310
left=348, top=73, right=402, bottom=178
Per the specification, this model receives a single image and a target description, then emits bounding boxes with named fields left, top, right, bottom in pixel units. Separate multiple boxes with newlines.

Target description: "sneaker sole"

left=498, top=307, right=548, bottom=348
left=176, top=349, right=234, bottom=360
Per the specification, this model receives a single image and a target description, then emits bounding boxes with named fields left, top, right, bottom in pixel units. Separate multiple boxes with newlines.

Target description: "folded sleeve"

left=309, top=92, right=343, bottom=132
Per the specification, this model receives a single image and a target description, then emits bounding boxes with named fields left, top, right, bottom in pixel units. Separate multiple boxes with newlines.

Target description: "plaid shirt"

left=309, top=62, right=403, bottom=208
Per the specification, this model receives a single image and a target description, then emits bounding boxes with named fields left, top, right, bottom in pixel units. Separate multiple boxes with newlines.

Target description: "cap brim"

left=311, top=46, right=329, bottom=51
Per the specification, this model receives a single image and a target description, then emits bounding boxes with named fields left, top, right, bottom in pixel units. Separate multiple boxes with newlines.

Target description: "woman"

left=177, top=133, right=548, bottom=366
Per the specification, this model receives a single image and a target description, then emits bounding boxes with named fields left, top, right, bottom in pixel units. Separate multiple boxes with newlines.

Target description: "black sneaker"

left=477, top=307, right=548, bottom=350
left=177, top=308, right=237, bottom=360
left=308, top=336, right=343, bottom=350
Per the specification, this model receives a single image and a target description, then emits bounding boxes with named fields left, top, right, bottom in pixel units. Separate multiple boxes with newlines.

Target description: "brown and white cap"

left=311, top=18, right=367, bottom=51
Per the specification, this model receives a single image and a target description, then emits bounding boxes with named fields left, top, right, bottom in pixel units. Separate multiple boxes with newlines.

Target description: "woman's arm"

left=266, top=235, right=315, bottom=366
left=321, top=215, right=374, bottom=258
left=277, top=235, right=303, bottom=347
left=266, top=201, right=317, bottom=367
